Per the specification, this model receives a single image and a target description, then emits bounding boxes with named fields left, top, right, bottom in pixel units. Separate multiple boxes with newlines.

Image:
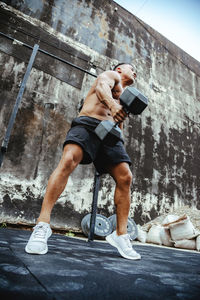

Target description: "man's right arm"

left=95, top=71, right=126, bottom=123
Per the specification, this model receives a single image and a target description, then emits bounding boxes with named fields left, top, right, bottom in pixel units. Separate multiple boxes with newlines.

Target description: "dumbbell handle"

left=122, top=106, right=129, bottom=115
left=113, top=105, right=130, bottom=127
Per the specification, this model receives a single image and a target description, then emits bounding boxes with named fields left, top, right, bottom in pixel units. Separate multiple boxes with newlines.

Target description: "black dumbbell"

left=94, top=86, right=148, bottom=143
left=119, top=86, right=148, bottom=115
left=94, top=120, right=122, bottom=142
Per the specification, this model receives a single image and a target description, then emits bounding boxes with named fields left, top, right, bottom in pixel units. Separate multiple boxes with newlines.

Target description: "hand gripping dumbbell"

left=94, top=86, right=148, bottom=143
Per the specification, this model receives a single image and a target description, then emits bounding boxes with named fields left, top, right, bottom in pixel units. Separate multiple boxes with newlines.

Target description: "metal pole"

left=0, top=44, right=39, bottom=167
left=88, top=170, right=101, bottom=241
left=0, top=32, right=98, bottom=78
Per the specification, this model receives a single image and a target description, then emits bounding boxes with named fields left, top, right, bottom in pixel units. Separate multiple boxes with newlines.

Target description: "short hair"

left=112, top=62, right=135, bottom=71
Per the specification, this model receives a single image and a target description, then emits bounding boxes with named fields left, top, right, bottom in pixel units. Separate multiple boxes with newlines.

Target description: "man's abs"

left=78, top=94, right=114, bottom=121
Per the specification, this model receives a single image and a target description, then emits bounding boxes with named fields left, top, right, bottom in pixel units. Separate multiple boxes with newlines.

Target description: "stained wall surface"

left=0, top=0, right=200, bottom=230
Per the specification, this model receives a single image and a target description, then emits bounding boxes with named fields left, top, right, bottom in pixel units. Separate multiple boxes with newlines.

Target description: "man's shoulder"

left=98, top=70, right=120, bottom=80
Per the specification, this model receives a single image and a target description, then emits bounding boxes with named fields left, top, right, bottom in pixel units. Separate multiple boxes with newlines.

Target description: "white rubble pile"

left=136, top=212, right=200, bottom=251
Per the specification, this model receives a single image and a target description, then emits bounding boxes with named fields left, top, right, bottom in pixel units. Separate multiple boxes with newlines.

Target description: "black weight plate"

left=81, top=214, right=91, bottom=237
left=108, top=214, right=138, bottom=240
left=81, top=214, right=112, bottom=237
left=94, top=214, right=112, bottom=237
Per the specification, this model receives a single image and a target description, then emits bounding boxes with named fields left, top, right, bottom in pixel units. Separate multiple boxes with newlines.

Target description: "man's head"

left=113, top=63, right=137, bottom=86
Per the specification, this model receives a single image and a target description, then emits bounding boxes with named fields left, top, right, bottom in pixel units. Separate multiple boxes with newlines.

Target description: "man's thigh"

left=63, top=125, right=101, bottom=164
left=93, top=140, right=132, bottom=174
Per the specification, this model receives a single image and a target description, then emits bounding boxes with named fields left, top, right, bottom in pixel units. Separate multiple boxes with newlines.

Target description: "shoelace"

left=33, top=224, right=47, bottom=239
left=123, top=234, right=132, bottom=249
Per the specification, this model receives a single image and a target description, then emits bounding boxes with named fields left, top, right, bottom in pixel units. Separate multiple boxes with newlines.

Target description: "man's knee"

left=120, top=171, right=132, bottom=187
left=60, top=144, right=83, bottom=173
left=62, top=152, right=76, bottom=171
left=115, top=165, right=133, bottom=188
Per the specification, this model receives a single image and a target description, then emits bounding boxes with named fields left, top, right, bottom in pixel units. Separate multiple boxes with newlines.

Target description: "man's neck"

left=120, top=76, right=133, bottom=88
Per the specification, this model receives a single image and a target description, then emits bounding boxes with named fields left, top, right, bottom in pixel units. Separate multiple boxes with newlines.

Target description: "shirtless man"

left=25, top=63, right=141, bottom=260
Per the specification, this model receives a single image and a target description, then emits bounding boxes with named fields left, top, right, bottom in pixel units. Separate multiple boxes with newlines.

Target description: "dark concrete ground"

left=0, top=228, right=199, bottom=300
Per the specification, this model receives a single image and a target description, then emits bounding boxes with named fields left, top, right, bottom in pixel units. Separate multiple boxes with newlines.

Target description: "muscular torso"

left=78, top=79, right=123, bottom=121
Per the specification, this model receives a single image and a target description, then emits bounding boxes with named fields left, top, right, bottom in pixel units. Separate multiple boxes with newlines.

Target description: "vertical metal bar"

left=0, top=44, right=39, bottom=167
left=88, top=170, right=101, bottom=242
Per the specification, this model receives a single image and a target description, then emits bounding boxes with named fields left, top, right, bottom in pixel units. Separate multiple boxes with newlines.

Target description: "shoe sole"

left=25, top=245, right=48, bottom=255
left=106, top=235, right=141, bottom=260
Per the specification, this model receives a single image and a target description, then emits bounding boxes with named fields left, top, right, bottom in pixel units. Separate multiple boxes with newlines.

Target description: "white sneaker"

left=106, top=230, right=141, bottom=260
left=25, top=222, right=52, bottom=254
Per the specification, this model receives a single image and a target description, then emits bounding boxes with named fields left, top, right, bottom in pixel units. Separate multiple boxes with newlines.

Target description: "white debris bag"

left=169, top=215, right=197, bottom=241
left=136, top=225, right=147, bottom=243
left=174, top=239, right=196, bottom=250
left=196, top=235, right=200, bottom=251
left=146, top=224, right=162, bottom=245
left=160, top=227, right=173, bottom=247
left=162, top=214, right=180, bottom=227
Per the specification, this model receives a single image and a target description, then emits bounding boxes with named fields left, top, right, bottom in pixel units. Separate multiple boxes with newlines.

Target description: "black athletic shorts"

left=63, top=116, right=131, bottom=174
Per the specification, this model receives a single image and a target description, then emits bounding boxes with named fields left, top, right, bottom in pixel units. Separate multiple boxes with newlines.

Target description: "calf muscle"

left=108, top=163, right=132, bottom=235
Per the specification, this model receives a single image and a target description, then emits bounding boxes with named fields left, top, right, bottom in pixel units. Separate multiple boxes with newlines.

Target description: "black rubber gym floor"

left=0, top=228, right=199, bottom=300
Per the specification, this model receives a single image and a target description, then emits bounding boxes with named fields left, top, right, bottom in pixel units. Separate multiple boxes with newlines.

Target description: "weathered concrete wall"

left=0, top=0, right=200, bottom=230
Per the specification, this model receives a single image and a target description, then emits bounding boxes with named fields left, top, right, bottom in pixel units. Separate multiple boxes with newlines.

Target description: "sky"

left=114, top=0, right=200, bottom=62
